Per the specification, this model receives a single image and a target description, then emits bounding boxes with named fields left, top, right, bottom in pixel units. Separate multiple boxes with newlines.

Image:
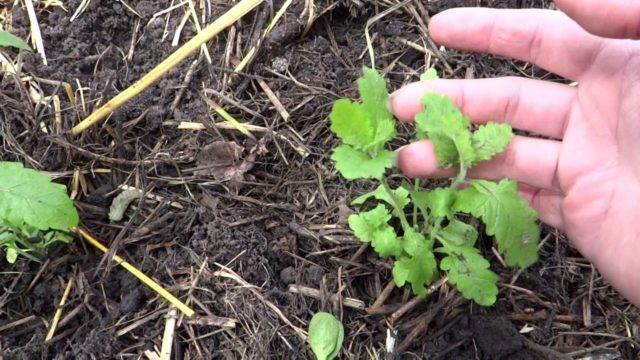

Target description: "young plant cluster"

left=330, top=68, right=540, bottom=306
left=0, top=162, right=79, bottom=263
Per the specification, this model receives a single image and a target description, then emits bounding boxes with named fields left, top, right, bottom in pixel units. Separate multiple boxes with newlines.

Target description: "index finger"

left=430, top=8, right=604, bottom=81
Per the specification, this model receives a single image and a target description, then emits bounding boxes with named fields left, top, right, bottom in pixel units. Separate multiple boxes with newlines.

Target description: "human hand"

left=390, top=0, right=640, bottom=305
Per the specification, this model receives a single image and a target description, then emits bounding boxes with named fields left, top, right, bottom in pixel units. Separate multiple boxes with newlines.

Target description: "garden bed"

left=0, top=0, right=637, bottom=358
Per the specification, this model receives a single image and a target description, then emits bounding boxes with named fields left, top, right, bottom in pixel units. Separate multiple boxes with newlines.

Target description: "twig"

left=289, top=285, right=365, bottom=310
left=565, top=338, right=627, bottom=357
left=71, top=0, right=264, bottom=135
left=45, top=276, right=75, bottom=342
left=77, top=228, right=195, bottom=317
left=0, top=315, right=38, bottom=333
left=169, top=54, right=204, bottom=116
left=23, top=0, right=47, bottom=65
left=213, top=264, right=307, bottom=341
left=396, top=292, right=460, bottom=353
left=256, top=79, right=289, bottom=121
left=391, top=276, right=448, bottom=323
left=160, top=307, right=178, bottom=360
left=49, top=136, right=193, bottom=166
left=369, top=280, right=397, bottom=311
left=523, top=339, right=571, bottom=360
left=185, top=316, right=238, bottom=328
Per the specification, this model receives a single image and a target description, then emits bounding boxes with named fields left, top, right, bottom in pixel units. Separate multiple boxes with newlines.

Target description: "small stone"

left=271, top=57, right=289, bottom=73
left=280, top=266, right=297, bottom=284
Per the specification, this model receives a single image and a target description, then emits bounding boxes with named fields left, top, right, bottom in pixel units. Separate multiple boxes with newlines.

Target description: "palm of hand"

left=391, top=9, right=640, bottom=303
left=560, top=42, right=640, bottom=295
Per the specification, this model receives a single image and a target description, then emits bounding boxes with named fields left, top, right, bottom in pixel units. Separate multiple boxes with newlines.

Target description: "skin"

left=390, top=0, right=640, bottom=306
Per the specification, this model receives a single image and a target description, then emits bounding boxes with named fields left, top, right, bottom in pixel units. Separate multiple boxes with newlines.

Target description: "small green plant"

left=0, top=162, right=79, bottom=263
left=330, top=68, right=539, bottom=306
left=0, top=30, right=32, bottom=52
left=308, top=312, right=344, bottom=360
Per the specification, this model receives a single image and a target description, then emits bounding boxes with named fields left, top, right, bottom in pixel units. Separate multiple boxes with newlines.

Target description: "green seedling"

left=419, top=67, right=439, bottom=81
left=330, top=68, right=539, bottom=306
left=0, top=31, right=32, bottom=52
left=308, top=312, right=344, bottom=360
left=0, top=162, right=78, bottom=263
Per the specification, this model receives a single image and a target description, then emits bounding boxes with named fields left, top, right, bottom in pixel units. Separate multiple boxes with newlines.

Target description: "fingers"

left=397, top=136, right=561, bottom=192
left=429, top=8, right=604, bottom=80
left=518, top=185, right=564, bottom=230
left=391, top=77, right=574, bottom=139
left=396, top=137, right=566, bottom=230
left=555, top=0, right=640, bottom=39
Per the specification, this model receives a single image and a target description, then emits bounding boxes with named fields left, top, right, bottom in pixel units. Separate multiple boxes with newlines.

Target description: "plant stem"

left=412, top=179, right=420, bottom=227
left=380, top=178, right=411, bottom=231
left=450, top=164, right=468, bottom=190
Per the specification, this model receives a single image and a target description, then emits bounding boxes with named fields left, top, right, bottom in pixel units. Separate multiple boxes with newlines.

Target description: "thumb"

left=555, top=0, right=640, bottom=39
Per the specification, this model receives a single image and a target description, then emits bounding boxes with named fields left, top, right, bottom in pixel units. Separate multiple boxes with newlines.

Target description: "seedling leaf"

left=348, top=204, right=392, bottom=243
left=453, top=179, right=539, bottom=267
left=331, top=145, right=394, bottom=180
left=420, top=67, right=439, bottom=81
left=0, top=31, right=32, bottom=51
left=440, top=219, right=479, bottom=248
left=471, top=122, right=513, bottom=165
left=403, top=228, right=432, bottom=257
left=329, top=67, right=395, bottom=153
left=415, top=93, right=475, bottom=168
left=352, top=184, right=410, bottom=217
left=329, top=99, right=374, bottom=151
left=358, top=67, right=396, bottom=150
left=0, top=162, right=79, bottom=230
left=6, top=247, right=18, bottom=263
left=393, top=251, right=438, bottom=297
left=371, top=226, right=402, bottom=257
left=440, top=247, right=499, bottom=306
left=424, top=187, right=456, bottom=219
left=308, top=312, right=344, bottom=360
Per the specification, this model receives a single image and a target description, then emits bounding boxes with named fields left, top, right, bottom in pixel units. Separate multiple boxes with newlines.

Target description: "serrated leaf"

left=0, top=162, right=79, bottom=231
left=453, top=179, right=539, bottom=267
left=348, top=204, right=391, bottom=243
left=329, top=99, right=374, bottom=151
left=440, top=247, right=499, bottom=306
left=308, top=312, right=344, bottom=360
left=393, top=251, right=438, bottom=297
left=439, top=218, right=478, bottom=248
left=371, top=226, right=402, bottom=257
left=331, top=145, right=395, bottom=180
left=424, top=188, right=456, bottom=219
left=352, top=184, right=410, bottom=218
left=420, top=67, right=439, bottom=81
left=358, top=67, right=396, bottom=150
left=403, top=227, right=432, bottom=257
left=471, top=122, right=513, bottom=165
left=0, top=31, right=32, bottom=51
left=330, top=68, right=396, bottom=154
left=415, top=93, right=475, bottom=168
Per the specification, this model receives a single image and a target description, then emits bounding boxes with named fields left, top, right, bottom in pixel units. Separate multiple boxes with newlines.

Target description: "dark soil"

left=1, top=0, right=639, bottom=359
